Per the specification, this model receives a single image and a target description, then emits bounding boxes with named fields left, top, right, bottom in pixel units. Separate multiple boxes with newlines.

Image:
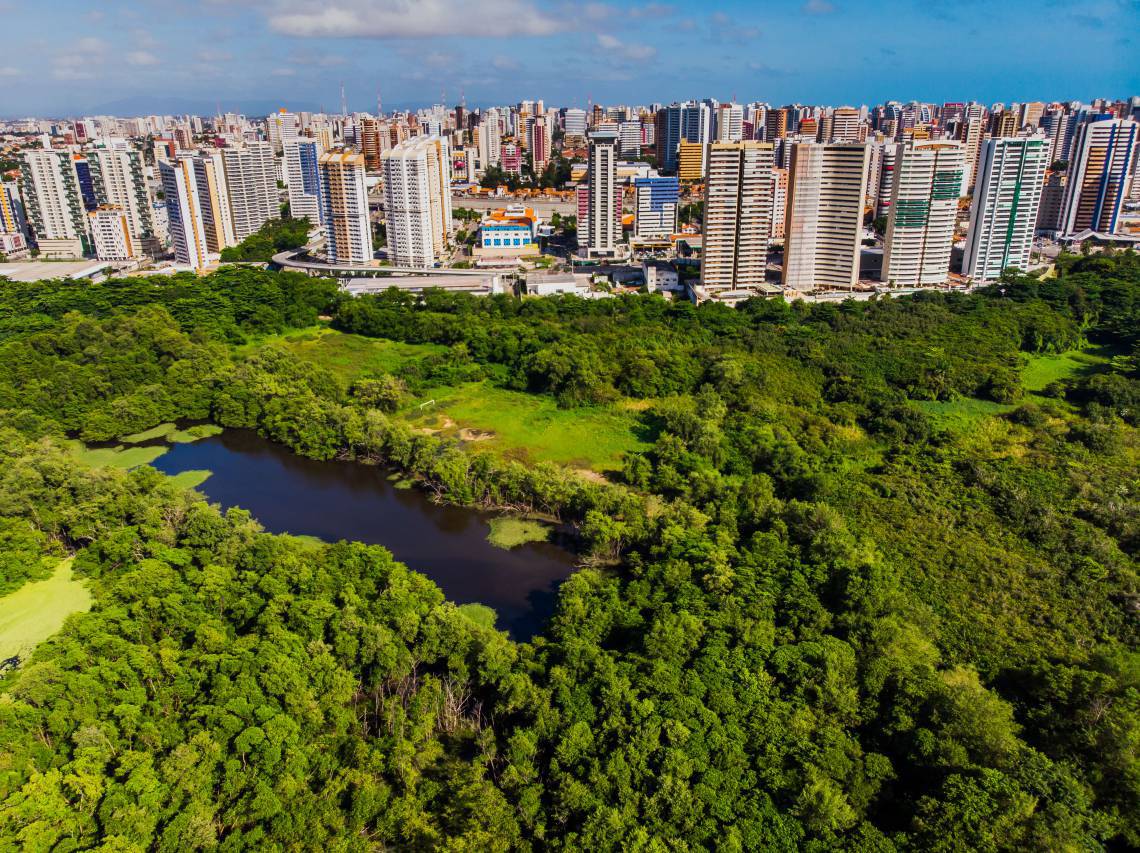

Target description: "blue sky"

left=1, top=0, right=1136, bottom=117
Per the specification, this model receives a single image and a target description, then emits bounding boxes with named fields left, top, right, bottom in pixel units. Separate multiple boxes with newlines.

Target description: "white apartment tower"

left=159, top=157, right=210, bottom=270
left=783, top=142, right=871, bottom=291
left=1060, top=118, right=1138, bottom=235
left=963, top=137, right=1049, bottom=282
left=87, top=148, right=155, bottom=247
left=221, top=142, right=279, bottom=240
left=192, top=152, right=238, bottom=254
left=19, top=150, right=90, bottom=257
left=700, top=141, right=775, bottom=293
left=882, top=141, right=966, bottom=287
left=318, top=151, right=372, bottom=265
left=880, top=139, right=962, bottom=286
left=477, top=109, right=502, bottom=171
left=88, top=206, right=136, bottom=261
left=381, top=136, right=453, bottom=267
left=579, top=130, right=622, bottom=258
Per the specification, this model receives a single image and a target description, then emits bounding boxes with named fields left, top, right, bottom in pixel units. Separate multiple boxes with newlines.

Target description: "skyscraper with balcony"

left=381, top=136, right=452, bottom=267
left=159, top=156, right=210, bottom=270
left=700, top=141, right=775, bottom=293
left=1059, top=118, right=1138, bottom=235
left=579, top=129, right=622, bottom=258
left=882, top=141, right=965, bottom=287
left=192, top=151, right=237, bottom=254
left=220, top=142, right=278, bottom=241
left=783, top=142, right=871, bottom=291
left=963, top=137, right=1049, bottom=282
left=87, top=148, right=155, bottom=249
left=19, top=150, right=90, bottom=257
left=318, top=150, right=372, bottom=265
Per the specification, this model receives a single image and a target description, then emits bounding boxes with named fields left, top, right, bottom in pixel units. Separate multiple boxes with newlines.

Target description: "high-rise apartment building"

left=881, top=141, right=965, bottom=287
left=1036, top=172, right=1066, bottom=234
left=192, top=152, right=237, bottom=254
left=991, top=110, right=1019, bottom=138
left=677, top=140, right=705, bottom=182
left=88, top=206, right=137, bottom=261
left=765, top=108, right=790, bottom=141
left=959, top=117, right=987, bottom=195
left=564, top=108, right=588, bottom=138
left=221, top=142, right=278, bottom=241
left=528, top=115, right=552, bottom=171
left=268, top=110, right=299, bottom=153
left=770, top=167, right=788, bottom=239
left=700, top=141, right=775, bottom=293
left=875, top=141, right=900, bottom=218
left=0, top=181, right=26, bottom=237
left=318, top=151, right=372, bottom=265
left=1059, top=118, right=1138, bottom=234
left=87, top=148, right=155, bottom=248
left=19, top=150, right=90, bottom=257
left=716, top=103, right=744, bottom=142
left=381, top=136, right=452, bottom=267
left=159, top=157, right=210, bottom=270
left=829, top=107, right=863, bottom=142
left=579, top=129, right=622, bottom=258
left=477, top=109, right=502, bottom=170
left=1020, top=102, right=1046, bottom=129
left=633, top=176, right=679, bottom=239
left=963, top=137, right=1049, bottom=282
left=284, top=139, right=323, bottom=225
left=619, top=120, right=643, bottom=157
left=783, top=142, right=871, bottom=291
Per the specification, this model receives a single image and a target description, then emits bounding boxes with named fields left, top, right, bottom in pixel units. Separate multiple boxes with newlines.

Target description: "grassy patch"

left=410, top=383, right=651, bottom=473
left=166, top=469, right=212, bottom=490
left=0, top=558, right=91, bottom=662
left=487, top=516, right=551, bottom=550
left=914, top=397, right=1015, bottom=432
left=1022, top=348, right=1111, bottom=393
left=120, top=422, right=176, bottom=443
left=279, top=533, right=326, bottom=550
left=170, top=424, right=224, bottom=443
left=68, top=441, right=169, bottom=470
left=457, top=602, right=498, bottom=631
left=259, top=327, right=446, bottom=384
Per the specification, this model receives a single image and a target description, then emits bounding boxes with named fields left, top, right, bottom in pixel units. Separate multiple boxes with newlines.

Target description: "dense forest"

left=0, top=255, right=1136, bottom=849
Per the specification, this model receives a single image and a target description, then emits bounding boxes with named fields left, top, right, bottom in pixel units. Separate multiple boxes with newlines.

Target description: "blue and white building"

left=634, top=176, right=679, bottom=240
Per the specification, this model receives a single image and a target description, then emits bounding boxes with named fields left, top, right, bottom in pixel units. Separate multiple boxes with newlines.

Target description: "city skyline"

left=1, top=0, right=1136, bottom=118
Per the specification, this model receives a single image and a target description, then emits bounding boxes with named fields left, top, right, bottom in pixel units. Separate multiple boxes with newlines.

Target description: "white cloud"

left=595, top=33, right=656, bottom=61
left=802, top=0, right=835, bottom=12
left=491, top=54, right=519, bottom=70
left=271, top=67, right=297, bottom=76
left=52, top=37, right=106, bottom=80
left=0, top=66, right=21, bottom=78
left=266, top=0, right=561, bottom=38
left=126, top=50, right=159, bottom=66
left=196, top=48, right=234, bottom=62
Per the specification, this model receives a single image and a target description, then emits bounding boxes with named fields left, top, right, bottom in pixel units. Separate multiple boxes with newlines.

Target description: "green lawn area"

left=486, top=516, right=551, bottom=549
left=251, top=328, right=650, bottom=472
left=256, top=326, right=446, bottom=384
left=0, top=558, right=91, bottom=662
left=67, top=441, right=169, bottom=469
left=121, top=422, right=176, bottom=443
left=914, top=397, right=1015, bottom=431
left=166, top=469, right=212, bottom=490
left=1021, top=348, right=1111, bottom=393
left=408, top=382, right=651, bottom=473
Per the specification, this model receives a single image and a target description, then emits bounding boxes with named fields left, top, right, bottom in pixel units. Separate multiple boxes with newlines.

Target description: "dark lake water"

left=150, top=430, right=577, bottom=639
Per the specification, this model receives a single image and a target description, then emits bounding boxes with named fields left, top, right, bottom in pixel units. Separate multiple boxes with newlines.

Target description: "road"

left=450, top=194, right=576, bottom=219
